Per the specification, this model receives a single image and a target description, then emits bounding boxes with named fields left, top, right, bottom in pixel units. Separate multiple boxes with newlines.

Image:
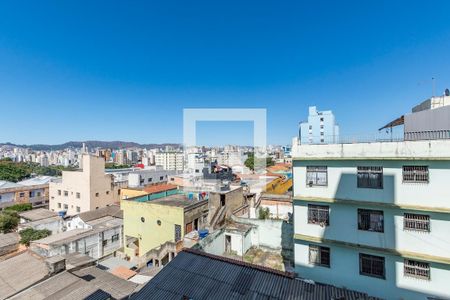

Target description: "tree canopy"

left=0, top=211, right=19, bottom=233
left=244, top=153, right=275, bottom=171
left=0, top=160, right=75, bottom=182
left=19, top=228, right=51, bottom=246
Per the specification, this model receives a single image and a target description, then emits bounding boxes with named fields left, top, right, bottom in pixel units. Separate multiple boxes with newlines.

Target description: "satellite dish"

left=445, top=88, right=450, bottom=96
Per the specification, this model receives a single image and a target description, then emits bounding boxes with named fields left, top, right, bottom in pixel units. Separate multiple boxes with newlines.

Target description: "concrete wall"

left=232, top=216, right=284, bottom=250
left=128, top=169, right=173, bottom=188
left=293, top=160, right=450, bottom=209
left=294, top=240, right=450, bottom=300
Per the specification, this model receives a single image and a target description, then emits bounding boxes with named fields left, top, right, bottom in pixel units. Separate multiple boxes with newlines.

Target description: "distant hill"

left=0, top=141, right=181, bottom=151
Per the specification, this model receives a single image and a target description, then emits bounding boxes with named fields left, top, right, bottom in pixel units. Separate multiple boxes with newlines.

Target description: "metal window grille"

left=306, top=166, right=328, bottom=186
left=403, top=166, right=429, bottom=183
left=358, top=209, right=384, bottom=232
left=174, top=224, right=182, bottom=242
left=307, top=204, right=329, bottom=225
left=404, top=259, right=430, bottom=280
left=359, top=253, right=385, bottom=279
left=357, top=166, right=383, bottom=189
left=309, top=245, right=330, bottom=267
left=404, top=213, right=430, bottom=232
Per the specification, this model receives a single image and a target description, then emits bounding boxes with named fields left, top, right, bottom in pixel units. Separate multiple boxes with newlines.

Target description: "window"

left=57, top=203, right=61, bottom=208
left=404, top=259, right=430, bottom=280
left=309, top=125, right=312, bottom=130
left=357, top=166, right=383, bottom=189
left=64, top=191, right=68, bottom=196
left=307, top=204, right=329, bottom=226
left=175, top=224, right=182, bottom=242
left=220, top=194, right=226, bottom=207
left=95, top=192, right=99, bottom=197
left=403, top=166, right=429, bottom=183
left=358, top=209, right=384, bottom=232
left=160, top=176, right=164, bottom=180
left=63, top=204, right=68, bottom=209
left=58, top=190, right=61, bottom=196
left=118, top=189, right=121, bottom=195
left=29, top=191, right=34, bottom=197
left=141, top=217, right=145, bottom=223
left=0, top=195, right=2, bottom=200
left=148, top=178, right=152, bottom=183
left=102, top=240, right=108, bottom=247
left=76, top=206, right=81, bottom=213
left=106, top=191, right=109, bottom=195
left=306, top=166, right=327, bottom=186
left=19, top=192, right=25, bottom=198
left=76, top=192, right=80, bottom=199
left=309, top=245, right=330, bottom=267
left=404, top=213, right=430, bottom=232
left=37, top=192, right=41, bottom=197
left=359, top=253, right=385, bottom=279
left=111, top=234, right=120, bottom=243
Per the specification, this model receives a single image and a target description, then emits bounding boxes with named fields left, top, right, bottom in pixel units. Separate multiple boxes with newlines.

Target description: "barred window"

left=174, top=224, right=182, bottom=242
left=306, top=166, right=327, bottom=186
left=309, top=245, right=330, bottom=267
left=308, top=204, right=329, bottom=226
left=404, top=213, right=430, bottom=232
left=358, top=209, right=384, bottom=232
left=359, top=253, right=385, bottom=279
left=357, top=166, right=383, bottom=189
left=403, top=166, right=429, bottom=183
left=404, top=259, right=430, bottom=280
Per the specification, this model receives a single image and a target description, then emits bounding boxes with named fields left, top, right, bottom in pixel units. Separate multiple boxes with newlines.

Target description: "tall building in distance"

left=49, top=154, right=120, bottom=216
left=155, top=151, right=184, bottom=171
left=299, top=106, right=339, bottom=144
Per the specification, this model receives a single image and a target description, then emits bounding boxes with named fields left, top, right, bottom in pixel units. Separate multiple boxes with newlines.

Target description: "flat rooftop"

left=19, top=208, right=58, bottom=221
left=150, top=194, right=207, bottom=208
left=292, top=139, right=450, bottom=160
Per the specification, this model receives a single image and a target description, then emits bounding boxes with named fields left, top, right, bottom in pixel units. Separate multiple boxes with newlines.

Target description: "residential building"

left=127, top=168, right=174, bottom=188
left=0, top=176, right=53, bottom=210
left=292, top=139, right=450, bottom=299
left=18, top=208, right=63, bottom=234
left=0, top=232, right=20, bottom=258
left=299, top=106, right=339, bottom=144
left=130, top=248, right=375, bottom=300
left=120, top=183, right=178, bottom=200
left=259, top=193, right=292, bottom=220
left=121, top=192, right=208, bottom=263
left=49, top=154, right=120, bottom=216
left=154, top=151, right=184, bottom=171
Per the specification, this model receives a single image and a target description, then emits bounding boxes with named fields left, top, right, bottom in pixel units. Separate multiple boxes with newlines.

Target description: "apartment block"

left=292, top=140, right=450, bottom=299
left=0, top=176, right=53, bottom=210
left=49, top=154, right=120, bottom=216
left=299, top=106, right=339, bottom=144
left=154, top=151, right=184, bottom=171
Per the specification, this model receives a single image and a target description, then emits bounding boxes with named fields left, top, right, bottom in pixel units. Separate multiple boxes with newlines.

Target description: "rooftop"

left=19, top=208, right=58, bottom=221
left=292, top=139, right=450, bottom=160
left=0, top=180, right=22, bottom=190
left=130, top=249, right=376, bottom=300
left=149, top=194, right=207, bottom=208
left=0, top=232, right=19, bottom=248
left=78, top=204, right=123, bottom=222
left=18, top=176, right=54, bottom=186
left=143, top=183, right=178, bottom=194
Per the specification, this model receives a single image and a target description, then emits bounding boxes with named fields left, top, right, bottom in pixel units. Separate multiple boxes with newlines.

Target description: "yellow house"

left=121, top=193, right=208, bottom=261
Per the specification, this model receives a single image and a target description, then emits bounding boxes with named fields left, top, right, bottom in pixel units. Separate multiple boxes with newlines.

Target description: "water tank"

left=198, top=229, right=209, bottom=239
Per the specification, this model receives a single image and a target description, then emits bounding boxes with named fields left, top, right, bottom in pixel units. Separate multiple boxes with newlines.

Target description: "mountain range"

left=0, top=141, right=181, bottom=151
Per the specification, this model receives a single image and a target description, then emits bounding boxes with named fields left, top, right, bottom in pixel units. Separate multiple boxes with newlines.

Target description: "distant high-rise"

left=299, top=106, right=339, bottom=144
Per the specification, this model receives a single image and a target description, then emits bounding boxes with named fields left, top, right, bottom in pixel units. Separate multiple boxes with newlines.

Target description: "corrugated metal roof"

left=130, top=249, right=379, bottom=300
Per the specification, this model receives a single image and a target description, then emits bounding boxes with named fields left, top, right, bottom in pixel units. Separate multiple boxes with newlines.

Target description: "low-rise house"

left=129, top=248, right=377, bottom=300
left=18, top=208, right=63, bottom=234
left=66, top=204, right=122, bottom=230
left=30, top=214, right=123, bottom=259
left=259, top=193, right=292, bottom=220
left=0, top=176, right=53, bottom=210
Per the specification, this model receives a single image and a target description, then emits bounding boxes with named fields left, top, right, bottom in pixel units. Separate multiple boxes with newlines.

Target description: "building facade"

left=49, top=154, right=120, bottom=216
left=154, top=151, right=184, bottom=171
left=299, top=106, right=339, bottom=144
left=292, top=140, right=450, bottom=299
left=0, top=176, right=52, bottom=210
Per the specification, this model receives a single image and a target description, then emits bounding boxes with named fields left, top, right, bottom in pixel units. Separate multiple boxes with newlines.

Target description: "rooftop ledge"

left=291, top=139, right=450, bottom=160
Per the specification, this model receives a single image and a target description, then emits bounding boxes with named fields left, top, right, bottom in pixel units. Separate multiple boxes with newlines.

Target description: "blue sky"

left=1, top=1, right=450, bottom=146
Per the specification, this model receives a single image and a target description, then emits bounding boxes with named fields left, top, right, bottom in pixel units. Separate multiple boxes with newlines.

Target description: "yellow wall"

left=121, top=199, right=185, bottom=258
left=120, top=188, right=149, bottom=200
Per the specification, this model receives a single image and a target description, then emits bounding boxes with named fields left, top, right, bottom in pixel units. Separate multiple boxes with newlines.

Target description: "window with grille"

left=309, top=245, right=330, bottom=267
left=306, top=166, right=328, bottom=186
left=308, top=204, right=329, bottom=226
left=359, top=253, right=385, bottom=279
left=403, top=166, right=429, bottom=183
left=357, top=166, right=383, bottom=189
left=404, top=259, right=430, bottom=280
left=358, top=209, right=384, bottom=232
left=174, top=224, right=182, bottom=242
left=404, top=213, right=430, bottom=232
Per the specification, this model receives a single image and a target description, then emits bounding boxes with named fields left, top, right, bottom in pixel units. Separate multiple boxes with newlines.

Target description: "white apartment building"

left=49, top=154, right=120, bottom=216
left=155, top=151, right=184, bottom=171
left=127, top=168, right=175, bottom=188
left=291, top=140, right=450, bottom=299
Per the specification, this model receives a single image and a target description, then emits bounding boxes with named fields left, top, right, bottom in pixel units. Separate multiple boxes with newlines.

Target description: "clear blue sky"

left=1, top=1, right=450, bottom=146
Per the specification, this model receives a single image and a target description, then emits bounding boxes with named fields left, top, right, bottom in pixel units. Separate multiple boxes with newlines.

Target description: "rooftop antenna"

left=432, top=77, right=436, bottom=97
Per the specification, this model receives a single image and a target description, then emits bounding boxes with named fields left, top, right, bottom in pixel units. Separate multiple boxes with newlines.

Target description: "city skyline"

left=1, top=1, right=450, bottom=145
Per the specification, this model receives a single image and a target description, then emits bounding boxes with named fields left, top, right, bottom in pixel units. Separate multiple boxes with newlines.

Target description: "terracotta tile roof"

left=110, top=266, right=137, bottom=280
left=143, top=184, right=178, bottom=194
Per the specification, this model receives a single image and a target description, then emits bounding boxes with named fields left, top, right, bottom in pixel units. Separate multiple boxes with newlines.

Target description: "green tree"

left=244, top=153, right=275, bottom=171
left=0, top=212, right=19, bottom=233
left=258, top=207, right=270, bottom=219
left=19, top=228, right=52, bottom=246
left=5, top=203, right=32, bottom=212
